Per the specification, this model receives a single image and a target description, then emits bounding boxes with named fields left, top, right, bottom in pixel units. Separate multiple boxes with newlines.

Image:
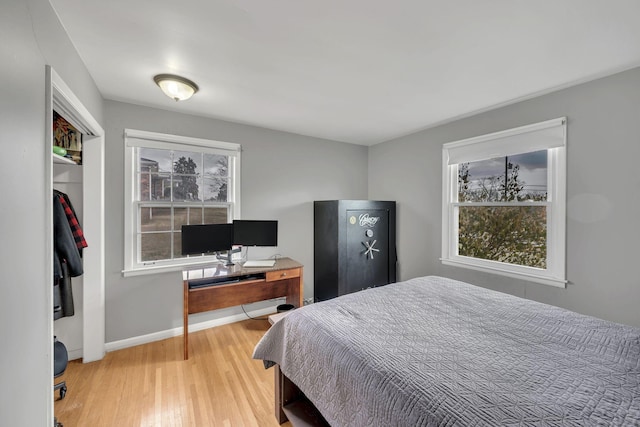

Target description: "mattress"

left=253, top=276, right=640, bottom=426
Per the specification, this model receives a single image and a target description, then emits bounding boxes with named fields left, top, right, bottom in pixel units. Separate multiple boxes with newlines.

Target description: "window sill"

left=440, top=258, right=566, bottom=288
left=122, top=258, right=226, bottom=277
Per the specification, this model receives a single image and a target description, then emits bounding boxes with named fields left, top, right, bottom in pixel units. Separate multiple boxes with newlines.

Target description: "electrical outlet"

left=303, top=298, right=314, bottom=305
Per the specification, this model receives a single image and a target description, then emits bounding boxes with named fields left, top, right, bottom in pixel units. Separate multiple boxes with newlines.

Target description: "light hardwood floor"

left=54, top=319, right=290, bottom=427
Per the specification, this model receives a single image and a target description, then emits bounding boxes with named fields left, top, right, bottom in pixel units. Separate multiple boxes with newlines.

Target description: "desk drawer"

left=266, top=268, right=300, bottom=282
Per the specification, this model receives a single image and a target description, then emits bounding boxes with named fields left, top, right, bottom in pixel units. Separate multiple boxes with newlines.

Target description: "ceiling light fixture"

left=153, top=74, right=199, bottom=101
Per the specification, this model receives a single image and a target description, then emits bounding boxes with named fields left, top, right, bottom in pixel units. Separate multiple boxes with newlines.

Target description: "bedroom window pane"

left=137, top=172, right=171, bottom=201
left=138, top=172, right=151, bottom=201
left=173, top=174, right=201, bottom=201
left=173, top=207, right=199, bottom=230
left=141, top=232, right=171, bottom=262
left=174, top=150, right=202, bottom=173
left=458, top=151, right=547, bottom=202
left=140, top=207, right=171, bottom=232
left=442, top=118, right=566, bottom=287
left=124, top=129, right=241, bottom=275
left=138, top=148, right=172, bottom=173
left=174, top=233, right=183, bottom=257
left=203, top=207, right=229, bottom=223
left=203, top=177, right=229, bottom=201
left=458, top=206, right=547, bottom=269
left=188, top=207, right=203, bottom=224
left=203, top=153, right=228, bottom=177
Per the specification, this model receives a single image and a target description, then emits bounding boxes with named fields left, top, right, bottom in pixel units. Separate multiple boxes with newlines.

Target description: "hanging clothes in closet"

left=53, top=190, right=87, bottom=320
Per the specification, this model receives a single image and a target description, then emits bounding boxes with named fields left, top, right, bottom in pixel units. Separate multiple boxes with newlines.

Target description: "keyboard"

left=243, top=259, right=276, bottom=268
left=187, top=273, right=266, bottom=289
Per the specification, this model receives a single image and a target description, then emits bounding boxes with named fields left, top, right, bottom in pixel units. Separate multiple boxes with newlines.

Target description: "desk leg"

left=183, top=281, right=189, bottom=360
left=285, top=267, right=304, bottom=308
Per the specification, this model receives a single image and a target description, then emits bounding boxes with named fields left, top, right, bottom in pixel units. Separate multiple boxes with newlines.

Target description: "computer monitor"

left=181, top=223, right=233, bottom=255
left=233, top=220, right=278, bottom=247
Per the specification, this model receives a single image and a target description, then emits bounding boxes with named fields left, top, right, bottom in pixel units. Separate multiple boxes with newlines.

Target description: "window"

left=123, top=129, right=241, bottom=276
left=441, top=118, right=566, bottom=287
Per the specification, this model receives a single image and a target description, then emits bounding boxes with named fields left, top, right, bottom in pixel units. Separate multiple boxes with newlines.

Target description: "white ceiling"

left=50, top=0, right=640, bottom=145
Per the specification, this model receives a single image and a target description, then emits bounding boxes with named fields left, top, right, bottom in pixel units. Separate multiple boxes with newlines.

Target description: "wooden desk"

left=183, top=258, right=303, bottom=359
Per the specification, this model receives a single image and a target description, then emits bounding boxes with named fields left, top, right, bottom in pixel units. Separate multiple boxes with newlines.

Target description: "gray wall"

left=104, top=100, right=368, bottom=342
left=369, top=66, right=640, bottom=328
left=0, top=0, right=103, bottom=425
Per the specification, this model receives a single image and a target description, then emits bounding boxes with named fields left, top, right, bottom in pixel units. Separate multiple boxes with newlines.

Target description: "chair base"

left=54, top=380, right=67, bottom=400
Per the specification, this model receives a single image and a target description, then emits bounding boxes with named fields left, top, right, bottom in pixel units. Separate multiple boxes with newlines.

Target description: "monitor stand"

left=216, top=248, right=240, bottom=266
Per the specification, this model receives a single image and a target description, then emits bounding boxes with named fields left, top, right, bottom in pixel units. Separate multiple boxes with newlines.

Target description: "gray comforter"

left=253, top=276, right=640, bottom=426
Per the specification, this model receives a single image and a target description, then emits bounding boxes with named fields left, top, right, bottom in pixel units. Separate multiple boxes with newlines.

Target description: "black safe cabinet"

left=314, top=200, right=396, bottom=301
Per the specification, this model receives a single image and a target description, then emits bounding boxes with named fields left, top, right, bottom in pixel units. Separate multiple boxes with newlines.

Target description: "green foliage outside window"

left=457, top=152, right=547, bottom=269
left=458, top=206, right=546, bottom=268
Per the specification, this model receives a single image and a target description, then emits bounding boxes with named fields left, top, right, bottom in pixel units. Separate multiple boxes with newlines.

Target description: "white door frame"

left=46, top=66, right=105, bottom=364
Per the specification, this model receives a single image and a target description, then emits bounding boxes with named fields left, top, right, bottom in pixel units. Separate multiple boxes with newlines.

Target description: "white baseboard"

left=67, top=348, right=83, bottom=361
left=104, top=304, right=279, bottom=353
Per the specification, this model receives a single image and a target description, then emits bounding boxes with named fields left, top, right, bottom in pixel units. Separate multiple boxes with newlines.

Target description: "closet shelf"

left=53, top=153, right=77, bottom=165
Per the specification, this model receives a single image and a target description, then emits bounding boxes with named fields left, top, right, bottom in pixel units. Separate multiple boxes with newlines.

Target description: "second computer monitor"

left=233, top=220, right=278, bottom=247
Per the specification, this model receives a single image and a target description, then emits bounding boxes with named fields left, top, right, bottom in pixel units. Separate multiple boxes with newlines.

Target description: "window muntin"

left=442, top=118, right=566, bottom=287
left=124, top=130, right=241, bottom=275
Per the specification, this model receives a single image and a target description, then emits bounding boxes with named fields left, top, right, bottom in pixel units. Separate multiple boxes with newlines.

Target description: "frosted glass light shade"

left=154, top=74, right=199, bottom=101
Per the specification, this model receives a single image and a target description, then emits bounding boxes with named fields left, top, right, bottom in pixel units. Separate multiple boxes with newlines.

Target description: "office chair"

left=54, top=337, right=68, bottom=400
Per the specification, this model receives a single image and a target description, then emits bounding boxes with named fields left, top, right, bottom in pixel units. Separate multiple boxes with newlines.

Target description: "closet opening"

left=52, top=110, right=87, bottom=361
left=46, top=66, right=105, bottom=383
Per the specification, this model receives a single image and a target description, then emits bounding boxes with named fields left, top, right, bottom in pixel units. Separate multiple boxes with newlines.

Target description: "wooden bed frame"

left=274, top=365, right=329, bottom=427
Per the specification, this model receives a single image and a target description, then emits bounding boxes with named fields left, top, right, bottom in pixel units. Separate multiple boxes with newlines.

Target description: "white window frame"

left=441, top=118, right=567, bottom=288
left=123, top=129, right=241, bottom=277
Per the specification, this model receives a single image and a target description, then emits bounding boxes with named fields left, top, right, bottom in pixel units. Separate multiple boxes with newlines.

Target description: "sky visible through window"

left=462, top=150, right=547, bottom=201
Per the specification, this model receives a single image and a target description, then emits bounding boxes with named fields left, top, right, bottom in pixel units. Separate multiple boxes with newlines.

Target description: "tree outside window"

left=457, top=151, right=547, bottom=268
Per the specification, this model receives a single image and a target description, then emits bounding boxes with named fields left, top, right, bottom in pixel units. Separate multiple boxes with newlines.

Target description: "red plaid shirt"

left=58, top=194, right=88, bottom=249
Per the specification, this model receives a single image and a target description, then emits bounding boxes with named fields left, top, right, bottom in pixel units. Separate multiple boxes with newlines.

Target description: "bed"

left=253, top=276, right=640, bottom=426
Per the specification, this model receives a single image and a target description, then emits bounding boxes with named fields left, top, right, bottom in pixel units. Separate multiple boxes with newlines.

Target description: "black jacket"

left=53, top=194, right=83, bottom=279
left=53, top=192, right=83, bottom=319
